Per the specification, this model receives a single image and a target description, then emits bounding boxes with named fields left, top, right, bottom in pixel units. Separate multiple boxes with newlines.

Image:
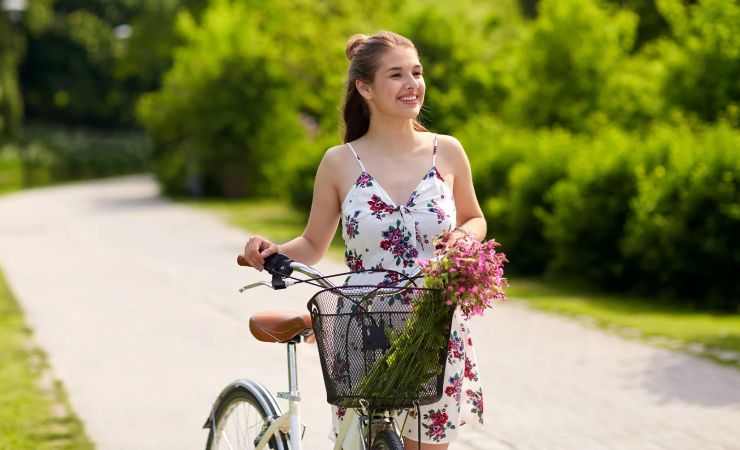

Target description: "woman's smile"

left=398, top=94, right=419, bottom=106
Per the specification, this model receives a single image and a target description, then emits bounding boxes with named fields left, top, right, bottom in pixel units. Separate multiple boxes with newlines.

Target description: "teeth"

left=400, top=96, right=417, bottom=101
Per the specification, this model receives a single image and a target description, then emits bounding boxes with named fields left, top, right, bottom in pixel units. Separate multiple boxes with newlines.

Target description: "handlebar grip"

left=264, top=253, right=294, bottom=277
left=236, top=254, right=249, bottom=266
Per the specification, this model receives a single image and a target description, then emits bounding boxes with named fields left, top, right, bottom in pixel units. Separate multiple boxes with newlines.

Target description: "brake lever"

left=239, top=281, right=271, bottom=293
left=239, top=279, right=295, bottom=293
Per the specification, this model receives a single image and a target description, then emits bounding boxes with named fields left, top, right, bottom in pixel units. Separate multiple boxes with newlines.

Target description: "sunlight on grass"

left=0, top=270, right=94, bottom=449
left=0, top=146, right=23, bottom=195
left=182, top=198, right=346, bottom=260
left=508, top=277, right=740, bottom=366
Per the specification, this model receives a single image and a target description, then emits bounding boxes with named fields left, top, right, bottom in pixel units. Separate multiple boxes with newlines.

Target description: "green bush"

left=622, top=123, right=740, bottom=311
left=467, top=119, right=739, bottom=311
left=540, top=129, right=637, bottom=285
left=0, top=123, right=150, bottom=189
left=462, top=119, right=576, bottom=274
left=284, top=131, right=339, bottom=217
left=504, top=0, right=638, bottom=131
left=23, top=123, right=150, bottom=182
left=400, top=4, right=511, bottom=133
left=137, top=0, right=306, bottom=198
left=655, top=0, right=740, bottom=125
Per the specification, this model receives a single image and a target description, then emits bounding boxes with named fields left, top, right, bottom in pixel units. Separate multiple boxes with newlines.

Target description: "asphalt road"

left=0, top=175, right=738, bottom=450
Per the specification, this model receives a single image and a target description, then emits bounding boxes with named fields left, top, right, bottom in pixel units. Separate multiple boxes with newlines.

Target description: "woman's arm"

left=239, top=147, right=342, bottom=270
left=440, top=135, right=487, bottom=241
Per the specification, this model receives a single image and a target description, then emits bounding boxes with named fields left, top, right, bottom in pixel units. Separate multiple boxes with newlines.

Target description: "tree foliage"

left=8, top=0, right=739, bottom=309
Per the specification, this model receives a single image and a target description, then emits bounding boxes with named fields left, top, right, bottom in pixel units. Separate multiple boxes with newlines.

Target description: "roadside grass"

left=0, top=145, right=24, bottom=195
left=0, top=270, right=94, bottom=450
left=184, top=196, right=740, bottom=368
left=180, top=197, right=346, bottom=260
left=507, top=279, right=740, bottom=367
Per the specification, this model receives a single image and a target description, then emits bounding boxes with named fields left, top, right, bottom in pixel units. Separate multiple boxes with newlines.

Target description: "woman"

left=238, top=31, right=486, bottom=449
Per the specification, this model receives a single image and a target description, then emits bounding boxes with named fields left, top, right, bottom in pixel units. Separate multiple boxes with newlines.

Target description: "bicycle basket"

left=308, top=285, right=455, bottom=409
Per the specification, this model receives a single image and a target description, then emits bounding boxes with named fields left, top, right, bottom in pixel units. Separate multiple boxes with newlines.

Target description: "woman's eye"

left=414, top=72, right=423, bottom=77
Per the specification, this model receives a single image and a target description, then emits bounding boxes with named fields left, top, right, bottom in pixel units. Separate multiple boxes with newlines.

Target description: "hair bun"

left=346, top=34, right=368, bottom=60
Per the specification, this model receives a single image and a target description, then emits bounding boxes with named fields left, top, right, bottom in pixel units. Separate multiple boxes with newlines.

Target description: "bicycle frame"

left=245, top=339, right=366, bottom=450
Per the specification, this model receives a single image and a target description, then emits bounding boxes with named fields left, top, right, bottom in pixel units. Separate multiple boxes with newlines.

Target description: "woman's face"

left=362, top=46, right=425, bottom=120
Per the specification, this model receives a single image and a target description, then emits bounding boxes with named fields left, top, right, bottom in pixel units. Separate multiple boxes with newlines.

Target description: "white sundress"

left=329, top=135, right=485, bottom=444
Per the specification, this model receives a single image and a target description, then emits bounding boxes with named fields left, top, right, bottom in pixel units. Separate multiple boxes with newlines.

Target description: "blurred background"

left=2, top=0, right=737, bottom=311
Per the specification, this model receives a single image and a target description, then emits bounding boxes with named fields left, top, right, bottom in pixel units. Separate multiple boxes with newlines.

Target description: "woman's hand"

left=237, top=235, right=279, bottom=271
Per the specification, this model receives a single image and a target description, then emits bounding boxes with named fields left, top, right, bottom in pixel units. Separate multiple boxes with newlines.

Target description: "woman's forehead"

left=378, top=47, right=422, bottom=69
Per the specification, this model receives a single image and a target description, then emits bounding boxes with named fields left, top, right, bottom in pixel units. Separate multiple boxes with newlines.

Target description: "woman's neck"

left=362, top=116, right=422, bottom=155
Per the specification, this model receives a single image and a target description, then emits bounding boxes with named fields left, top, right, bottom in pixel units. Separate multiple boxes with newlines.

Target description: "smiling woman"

left=238, top=30, right=488, bottom=450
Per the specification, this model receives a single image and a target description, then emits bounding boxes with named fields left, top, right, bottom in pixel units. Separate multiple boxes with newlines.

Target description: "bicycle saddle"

left=249, top=310, right=313, bottom=343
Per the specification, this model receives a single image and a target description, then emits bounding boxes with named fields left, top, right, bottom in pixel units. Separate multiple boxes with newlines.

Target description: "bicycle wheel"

left=371, top=429, right=404, bottom=450
left=206, top=386, right=288, bottom=450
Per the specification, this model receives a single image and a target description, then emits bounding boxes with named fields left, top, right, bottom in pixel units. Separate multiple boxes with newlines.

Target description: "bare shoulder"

left=316, top=144, right=359, bottom=187
left=435, top=134, right=469, bottom=168
left=318, top=144, right=352, bottom=172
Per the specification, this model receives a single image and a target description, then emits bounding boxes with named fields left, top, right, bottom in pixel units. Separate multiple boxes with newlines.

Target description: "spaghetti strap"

left=346, top=142, right=367, bottom=172
left=432, top=134, right=439, bottom=167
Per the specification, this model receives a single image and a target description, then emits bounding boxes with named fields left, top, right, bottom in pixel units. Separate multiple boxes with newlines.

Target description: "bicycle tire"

left=371, top=429, right=404, bottom=450
left=205, top=386, right=289, bottom=450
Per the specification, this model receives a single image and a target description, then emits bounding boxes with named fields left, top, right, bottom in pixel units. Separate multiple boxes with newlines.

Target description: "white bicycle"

left=204, top=254, right=452, bottom=450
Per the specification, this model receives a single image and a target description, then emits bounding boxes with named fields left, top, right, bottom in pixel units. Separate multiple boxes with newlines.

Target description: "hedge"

left=461, top=119, right=739, bottom=311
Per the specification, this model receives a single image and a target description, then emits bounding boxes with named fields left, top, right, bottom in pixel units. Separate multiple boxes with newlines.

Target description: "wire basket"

left=308, top=285, right=455, bottom=409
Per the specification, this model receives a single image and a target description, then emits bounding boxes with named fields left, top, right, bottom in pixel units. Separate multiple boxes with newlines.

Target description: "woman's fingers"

left=259, top=243, right=278, bottom=259
left=239, top=235, right=276, bottom=271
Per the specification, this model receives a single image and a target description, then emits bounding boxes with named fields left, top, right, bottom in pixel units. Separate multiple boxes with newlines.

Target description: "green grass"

left=0, top=270, right=94, bottom=450
left=184, top=196, right=740, bottom=367
left=0, top=145, right=25, bottom=195
left=181, top=197, right=346, bottom=260
left=507, top=278, right=740, bottom=366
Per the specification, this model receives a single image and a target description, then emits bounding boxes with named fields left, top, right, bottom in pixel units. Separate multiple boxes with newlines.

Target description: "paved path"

left=0, top=175, right=738, bottom=450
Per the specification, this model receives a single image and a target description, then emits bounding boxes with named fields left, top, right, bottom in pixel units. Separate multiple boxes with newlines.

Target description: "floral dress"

left=330, top=135, right=484, bottom=444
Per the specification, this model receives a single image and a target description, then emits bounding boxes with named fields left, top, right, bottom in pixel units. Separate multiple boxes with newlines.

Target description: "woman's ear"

left=355, top=79, right=373, bottom=100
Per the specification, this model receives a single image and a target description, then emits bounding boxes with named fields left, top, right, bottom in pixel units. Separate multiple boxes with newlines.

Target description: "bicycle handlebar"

left=238, top=253, right=425, bottom=293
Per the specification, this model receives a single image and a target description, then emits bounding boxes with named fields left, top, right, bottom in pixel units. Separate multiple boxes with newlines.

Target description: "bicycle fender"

left=202, top=378, right=283, bottom=429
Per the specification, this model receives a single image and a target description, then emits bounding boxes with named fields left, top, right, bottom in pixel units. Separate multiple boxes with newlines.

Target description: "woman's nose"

left=405, top=75, right=419, bottom=89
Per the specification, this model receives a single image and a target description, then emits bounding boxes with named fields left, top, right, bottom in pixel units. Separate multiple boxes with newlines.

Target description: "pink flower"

left=419, top=230, right=508, bottom=318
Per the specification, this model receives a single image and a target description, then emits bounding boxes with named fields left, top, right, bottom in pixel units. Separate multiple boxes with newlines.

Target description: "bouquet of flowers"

left=352, top=230, right=508, bottom=403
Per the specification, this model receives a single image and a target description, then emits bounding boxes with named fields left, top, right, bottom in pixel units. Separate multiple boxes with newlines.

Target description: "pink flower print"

left=380, top=270, right=401, bottom=287
left=435, top=167, right=446, bottom=182
left=447, top=331, right=464, bottom=363
left=368, top=194, right=396, bottom=220
left=464, top=356, right=479, bottom=382
left=355, top=172, right=373, bottom=188
left=445, top=374, right=462, bottom=403
left=466, top=388, right=484, bottom=423
left=344, top=211, right=360, bottom=239
left=427, top=199, right=446, bottom=224
left=345, top=249, right=364, bottom=272
left=336, top=406, right=347, bottom=420
left=422, top=407, right=456, bottom=442
left=380, top=220, right=418, bottom=268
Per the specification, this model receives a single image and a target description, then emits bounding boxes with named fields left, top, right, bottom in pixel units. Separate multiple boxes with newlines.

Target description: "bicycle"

left=203, top=253, right=453, bottom=450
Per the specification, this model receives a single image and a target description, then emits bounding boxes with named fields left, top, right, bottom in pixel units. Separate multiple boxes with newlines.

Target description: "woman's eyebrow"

left=385, top=65, right=423, bottom=72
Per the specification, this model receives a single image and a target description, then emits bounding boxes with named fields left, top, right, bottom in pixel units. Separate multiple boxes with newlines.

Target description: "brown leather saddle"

left=249, top=310, right=314, bottom=343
